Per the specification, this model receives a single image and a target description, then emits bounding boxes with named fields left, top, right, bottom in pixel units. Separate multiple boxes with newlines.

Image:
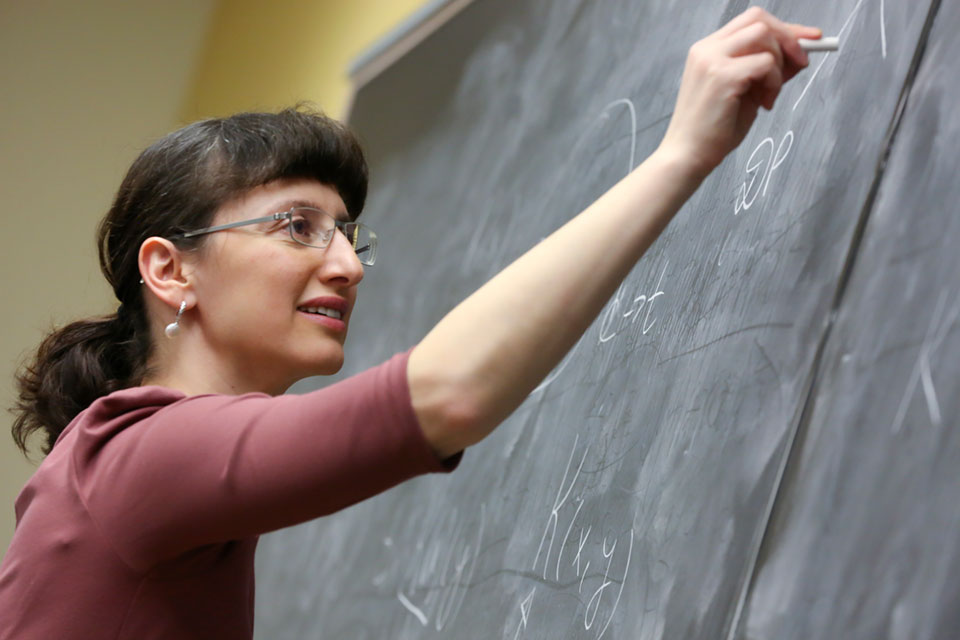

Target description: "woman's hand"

left=658, top=7, right=822, bottom=180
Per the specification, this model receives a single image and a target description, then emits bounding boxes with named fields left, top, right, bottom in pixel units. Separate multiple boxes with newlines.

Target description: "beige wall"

left=182, top=0, right=433, bottom=121
left=1, top=0, right=433, bottom=560
left=0, top=0, right=216, bottom=559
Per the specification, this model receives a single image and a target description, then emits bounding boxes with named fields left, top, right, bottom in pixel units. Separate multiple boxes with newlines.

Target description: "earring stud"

left=165, top=301, right=187, bottom=338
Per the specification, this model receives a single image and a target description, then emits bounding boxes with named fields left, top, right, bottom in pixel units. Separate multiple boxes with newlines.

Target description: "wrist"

left=641, top=143, right=711, bottom=206
left=649, top=141, right=714, bottom=187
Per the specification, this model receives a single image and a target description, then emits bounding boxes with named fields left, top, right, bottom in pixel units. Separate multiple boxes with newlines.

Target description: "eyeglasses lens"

left=290, top=208, right=377, bottom=266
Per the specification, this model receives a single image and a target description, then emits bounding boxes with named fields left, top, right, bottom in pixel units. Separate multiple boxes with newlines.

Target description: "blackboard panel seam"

left=724, top=1, right=947, bottom=637
left=723, top=319, right=831, bottom=640
left=825, top=0, right=946, bottom=317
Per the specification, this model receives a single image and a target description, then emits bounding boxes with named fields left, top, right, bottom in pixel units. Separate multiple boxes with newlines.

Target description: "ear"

left=138, top=237, right=197, bottom=311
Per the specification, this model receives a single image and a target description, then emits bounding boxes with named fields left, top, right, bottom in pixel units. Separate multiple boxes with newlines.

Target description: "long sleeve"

left=71, top=351, right=459, bottom=571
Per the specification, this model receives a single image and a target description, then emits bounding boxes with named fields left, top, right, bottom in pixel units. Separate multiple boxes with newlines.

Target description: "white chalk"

left=799, top=37, right=840, bottom=52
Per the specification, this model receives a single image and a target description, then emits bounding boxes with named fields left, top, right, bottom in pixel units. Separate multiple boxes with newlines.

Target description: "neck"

left=143, top=330, right=291, bottom=397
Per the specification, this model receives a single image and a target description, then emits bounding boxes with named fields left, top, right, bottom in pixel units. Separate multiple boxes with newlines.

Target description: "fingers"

left=717, top=7, right=820, bottom=74
left=658, top=8, right=821, bottom=175
left=714, top=6, right=770, bottom=38
left=731, top=52, right=783, bottom=110
left=710, top=7, right=826, bottom=102
left=721, top=20, right=785, bottom=71
left=788, top=22, right=824, bottom=40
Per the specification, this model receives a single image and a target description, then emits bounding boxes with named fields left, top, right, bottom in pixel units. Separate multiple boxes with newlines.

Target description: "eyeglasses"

left=169, top=206, right=378, bottom=266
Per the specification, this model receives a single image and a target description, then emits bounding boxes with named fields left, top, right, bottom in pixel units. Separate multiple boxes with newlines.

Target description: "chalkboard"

left=253, top=1, right=958, bottom=638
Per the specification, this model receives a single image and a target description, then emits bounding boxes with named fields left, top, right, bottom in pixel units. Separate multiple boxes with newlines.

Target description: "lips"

left=296, top=296, right=348, bottom=315
left=296, top=296, right=349, bottom=331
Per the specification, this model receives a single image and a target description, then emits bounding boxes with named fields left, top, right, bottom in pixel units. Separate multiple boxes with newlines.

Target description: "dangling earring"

left=165, top=301, right=187, bottom=338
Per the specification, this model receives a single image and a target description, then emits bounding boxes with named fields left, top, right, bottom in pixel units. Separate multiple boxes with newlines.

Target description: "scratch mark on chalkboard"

left=441, top=503, right=487, bottom=630
left=580, top=436, right=644, bottom=474
left=753, top=338, right=781, bottom=384
left=397, top=590, right=428, bottom=626
left=918, top=352, right=941, bottom=426
left=888, top=239, right=943, bottom=266
left=390, top=503, right=488, bottom=631
left=880, top=0, right=888, bottom=59
left=730, top=189, right=827, bottom=268
left=793, top=0, right=869, bottom=111
left=892, top=290, right=959, bottom=433
left=490, top=567, right=582, bottom=589
left=761, top=203, right=814, bottom=251
left=658, top=323, right=793, bottom=365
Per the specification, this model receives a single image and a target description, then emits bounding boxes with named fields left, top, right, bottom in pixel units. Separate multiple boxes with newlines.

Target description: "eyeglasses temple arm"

left=170, top=213, right=283, bottom=240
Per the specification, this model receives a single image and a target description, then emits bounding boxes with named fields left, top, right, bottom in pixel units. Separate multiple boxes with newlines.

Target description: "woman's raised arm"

left=408, top=8, right=821, bottom=458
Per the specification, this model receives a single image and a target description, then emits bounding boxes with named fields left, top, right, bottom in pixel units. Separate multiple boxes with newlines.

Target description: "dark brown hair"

left=11, top=106, right=368, bottom=458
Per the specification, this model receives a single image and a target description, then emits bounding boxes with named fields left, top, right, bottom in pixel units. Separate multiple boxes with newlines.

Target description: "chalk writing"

left=598, top=261, right=669, bottom=344
left=532, top=436, right=589, bottom=580
left=585, top=531, right=633, bottom=638
left=512, top=589, right=536, bottom=640
left=733, top=0, right=894, bottom=226
left=515, top=435, right=634, bottom=639
left=734, top=132, right=794, bottom=216
left=794, top=0, right=889, bottom=111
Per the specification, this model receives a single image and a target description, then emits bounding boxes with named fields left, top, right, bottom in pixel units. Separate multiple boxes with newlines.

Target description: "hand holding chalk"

left=800, top=37, right=840, bottom=52
left=658, top=7, right=821, bottom=178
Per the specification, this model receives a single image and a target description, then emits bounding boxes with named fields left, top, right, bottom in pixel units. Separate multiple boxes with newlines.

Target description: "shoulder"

left=59, top=385, right=272, bottom=457
left=59, top=386, right=189, bottom=447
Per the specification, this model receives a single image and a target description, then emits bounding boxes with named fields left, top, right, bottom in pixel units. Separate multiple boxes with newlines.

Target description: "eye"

left=285, top=208, right=343, bottom=247
left=289, top=214, right=317, bottom=241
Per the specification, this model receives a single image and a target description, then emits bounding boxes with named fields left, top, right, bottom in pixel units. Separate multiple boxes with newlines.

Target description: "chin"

left=306, top=350, right=345, bottom=377
left=314, top=361, right=344, bottom=376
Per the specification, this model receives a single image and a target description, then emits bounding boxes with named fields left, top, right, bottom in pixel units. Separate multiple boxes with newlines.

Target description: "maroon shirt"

left=0, top=351, right=458, bottom=639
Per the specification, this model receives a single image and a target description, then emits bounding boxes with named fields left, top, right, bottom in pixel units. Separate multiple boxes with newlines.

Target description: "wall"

left=182, top=0, right=434, bottom=121
left=0, top=0, right=216, bottom=559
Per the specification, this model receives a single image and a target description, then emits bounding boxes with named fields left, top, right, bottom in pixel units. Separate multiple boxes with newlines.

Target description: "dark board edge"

left=343, top=0, right=475, bottom=122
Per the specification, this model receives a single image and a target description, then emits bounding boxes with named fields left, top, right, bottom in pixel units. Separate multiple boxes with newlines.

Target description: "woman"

left=0, top=9, right=820, bottom=639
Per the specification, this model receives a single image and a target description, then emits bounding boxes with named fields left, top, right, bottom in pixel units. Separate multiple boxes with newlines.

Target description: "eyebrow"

left=272, top=199, right=351, bottom=222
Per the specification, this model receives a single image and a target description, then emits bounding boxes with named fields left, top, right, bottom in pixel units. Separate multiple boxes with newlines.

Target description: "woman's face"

left=186, top=178, right=365, bottom=392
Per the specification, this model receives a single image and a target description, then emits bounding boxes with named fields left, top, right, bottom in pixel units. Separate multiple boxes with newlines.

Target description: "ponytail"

left=11, top=306, right=151, bottom=457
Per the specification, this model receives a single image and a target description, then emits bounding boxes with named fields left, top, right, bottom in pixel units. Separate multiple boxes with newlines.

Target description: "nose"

left=317, top=229, right=365, bottom=287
